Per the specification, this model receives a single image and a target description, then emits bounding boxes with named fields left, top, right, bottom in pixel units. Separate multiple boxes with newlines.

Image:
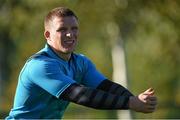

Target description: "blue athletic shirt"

left=6, top=44, right=106, bottom=119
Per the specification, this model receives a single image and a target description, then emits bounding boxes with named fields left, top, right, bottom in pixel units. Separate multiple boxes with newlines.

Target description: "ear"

left=44, top=31, right=50, bottom=40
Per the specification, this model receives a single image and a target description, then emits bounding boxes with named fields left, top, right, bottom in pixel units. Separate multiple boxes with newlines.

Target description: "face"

left=45, top=16, right=79, bottom=55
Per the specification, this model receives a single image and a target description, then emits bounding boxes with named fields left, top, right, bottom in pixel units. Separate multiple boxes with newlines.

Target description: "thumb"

left=144, top=88, right=154, bottom=94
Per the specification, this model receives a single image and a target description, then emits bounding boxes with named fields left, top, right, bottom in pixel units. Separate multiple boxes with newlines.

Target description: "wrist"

left=128, top=96, right=139, bottom=111
left=128, top=96, right=133, bottom=109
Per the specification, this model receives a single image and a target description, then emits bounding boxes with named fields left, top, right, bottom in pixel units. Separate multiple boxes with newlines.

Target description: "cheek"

left=51, top=33, right=61, bottom=44
left=74, top=32, right=79, bottom=39
left=55, top=32, right=62, bottom=38
left=53, top=33, right=63, bottom=43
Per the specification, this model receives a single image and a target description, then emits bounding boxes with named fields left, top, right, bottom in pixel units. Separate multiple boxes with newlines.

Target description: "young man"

left=6, top=7, right=157, bottom=119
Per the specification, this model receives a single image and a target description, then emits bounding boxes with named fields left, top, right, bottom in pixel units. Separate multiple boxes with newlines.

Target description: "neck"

left=57, top=52, right=71, bottom=61
left=47, top=44, right=71, bottom=61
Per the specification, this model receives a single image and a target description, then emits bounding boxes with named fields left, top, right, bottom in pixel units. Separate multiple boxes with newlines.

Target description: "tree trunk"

left=112, top=40, right=132, bottom=119
left=107, top=22, right=132, bottom=119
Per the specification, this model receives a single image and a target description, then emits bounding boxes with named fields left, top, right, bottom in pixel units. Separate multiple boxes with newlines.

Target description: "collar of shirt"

left=40, top=43, right=73, bottom=64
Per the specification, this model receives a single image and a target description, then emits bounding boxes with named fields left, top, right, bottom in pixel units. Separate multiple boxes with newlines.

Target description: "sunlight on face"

left=47, top=16, right=79, bottom=55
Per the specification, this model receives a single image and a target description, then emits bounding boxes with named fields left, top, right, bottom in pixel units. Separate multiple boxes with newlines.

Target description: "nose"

left=66, top=32, right=73, bottom=38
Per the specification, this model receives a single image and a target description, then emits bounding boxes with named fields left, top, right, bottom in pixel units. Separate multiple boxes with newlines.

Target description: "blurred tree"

left=0, top=1, right=17, bottom=115
left=112, top=0, right=180, bottom=118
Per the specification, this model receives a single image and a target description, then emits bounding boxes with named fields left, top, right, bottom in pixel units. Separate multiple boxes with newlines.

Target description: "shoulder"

left=26, top=53, right=59, bottom=71
left=27, top=52, right=57, bottom=62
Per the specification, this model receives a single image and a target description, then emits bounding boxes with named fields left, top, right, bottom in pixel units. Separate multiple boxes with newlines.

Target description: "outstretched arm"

left=60, top=80, right=157, bottom=113
left=60, top=83, right=130, bottom=109
left=97, top=79, right=157, bottom=113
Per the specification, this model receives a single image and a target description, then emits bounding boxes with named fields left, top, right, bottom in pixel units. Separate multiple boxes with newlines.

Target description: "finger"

left=147, top=96, right=157, bottom=101
left=146, top=99, right=157, bottom=105
left=143, top=92, right=155, bottom=97
left=144, top=88, right=154, bottom=93
left=142, top=105, right=156, bottom=113
left=146, top=97, right=157, bottom=104
left=145, top=90, right=154, bottom=95
left=142, top=94, right=156, bottom=101
left=147, top=105, right=156, bottom=111
left=149, top=91, right=155, bottom=96
left=150, top=101, right=157, bottom=106
left=144, top=88, right=155, bottom=95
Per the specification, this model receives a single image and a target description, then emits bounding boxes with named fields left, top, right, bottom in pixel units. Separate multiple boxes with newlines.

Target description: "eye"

left=57, top=27, right=67, bottom=32
left=72, top=27, right=78, bottom=31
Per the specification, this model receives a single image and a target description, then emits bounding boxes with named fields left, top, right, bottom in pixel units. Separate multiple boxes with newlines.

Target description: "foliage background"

left=0, top=0, right=180, bottom=119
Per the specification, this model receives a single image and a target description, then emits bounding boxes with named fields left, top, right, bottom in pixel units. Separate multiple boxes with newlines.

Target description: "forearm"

left=60, top=83, right=130, bottom=110
left=97, top=79, right=134, bottom=97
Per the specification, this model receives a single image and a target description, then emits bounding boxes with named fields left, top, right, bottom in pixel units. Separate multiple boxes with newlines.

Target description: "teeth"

left=64, top=40, right=74, bottom=44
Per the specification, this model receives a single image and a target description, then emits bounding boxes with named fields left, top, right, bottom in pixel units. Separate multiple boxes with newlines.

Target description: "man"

left=6, top=7, right=157, bottom=119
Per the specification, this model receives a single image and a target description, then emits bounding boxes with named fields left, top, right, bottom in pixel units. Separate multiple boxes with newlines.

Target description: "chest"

left=58, top=61, right=84, bottom=83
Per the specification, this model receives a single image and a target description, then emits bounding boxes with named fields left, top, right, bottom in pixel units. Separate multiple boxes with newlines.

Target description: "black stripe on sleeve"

left=109, top=84, right=120, bottom=94
left=97, top=79, right=134, bottom=97
left=60, top=83, right=131, bottom=110
left=97, top=92, right=108, bottom=108
left=115, top=96, right=130, bottom=109
left=88, top=89, right=98, bottom=104
left=90, top=90, right=104, bottom=108
left=114, top=87, right=126, bottom=95
left=96, top=80, right=113, bottom=91
left=77, top=88, right=93, bottom=104
left=60, top=83, right=86, bottom=102
left=103, top=94, right=116, bottom=108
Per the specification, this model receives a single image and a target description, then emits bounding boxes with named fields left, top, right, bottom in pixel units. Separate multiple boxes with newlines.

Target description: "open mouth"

left=65, top=40, right=74, bottom=44
left=63, top=40, right=75, bottom=46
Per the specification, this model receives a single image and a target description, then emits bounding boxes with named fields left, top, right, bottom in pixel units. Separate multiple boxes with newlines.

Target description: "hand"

left=129, top=88, right=157, bottom=113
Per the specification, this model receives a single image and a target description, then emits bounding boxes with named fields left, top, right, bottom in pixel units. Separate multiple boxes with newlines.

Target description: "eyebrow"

left=56, top=27, right=67, bottom=31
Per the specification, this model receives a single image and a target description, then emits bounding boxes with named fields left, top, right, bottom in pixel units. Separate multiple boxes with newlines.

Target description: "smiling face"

left=44, top=16, right=79, bottom=60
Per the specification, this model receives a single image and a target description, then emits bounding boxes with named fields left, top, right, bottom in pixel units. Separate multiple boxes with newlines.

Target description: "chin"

left=63, top=49, right=74, bottom=54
